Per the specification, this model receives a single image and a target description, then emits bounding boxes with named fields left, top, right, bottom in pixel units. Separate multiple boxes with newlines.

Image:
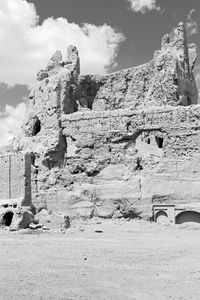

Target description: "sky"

left=0, top=0, right=200, bottom=144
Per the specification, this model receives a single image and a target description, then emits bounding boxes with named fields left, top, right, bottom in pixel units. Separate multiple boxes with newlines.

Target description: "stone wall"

left=0, top=153, right=31, bottom=206
left=22, top=105, right=200, bottom=218
left=58, top=105, right=200, bottom=216
left=0, top=155, right=10, bottom=199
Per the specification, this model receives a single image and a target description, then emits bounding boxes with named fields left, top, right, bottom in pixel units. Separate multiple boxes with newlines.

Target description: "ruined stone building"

left=1, top=22, right=200, bottom=225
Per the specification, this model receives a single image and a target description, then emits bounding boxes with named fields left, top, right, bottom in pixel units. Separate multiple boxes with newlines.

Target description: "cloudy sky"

left=0, top=0, right=200, bottom=143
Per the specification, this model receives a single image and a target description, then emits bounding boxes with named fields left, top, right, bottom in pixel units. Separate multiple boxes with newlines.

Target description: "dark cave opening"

left=32, top=119, right=41, bottom=136
left=155, top=136, right=164, bottom=149
left=3, top=212, right=14, bottom=227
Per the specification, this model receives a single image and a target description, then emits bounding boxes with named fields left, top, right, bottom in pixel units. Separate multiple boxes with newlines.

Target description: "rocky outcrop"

left=9, top=23, right=200, bottom=220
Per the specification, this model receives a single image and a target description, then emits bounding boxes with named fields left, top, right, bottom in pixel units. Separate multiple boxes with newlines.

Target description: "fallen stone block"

left=10, top=208, right=35, bottom=230
left=95, top=207, right=114, bottom=219
left=29, top=223, right=43, bottom=230
left=70, top=201, right=94, bottom=220
left=35, top=209, right=51, bottom=226
left=42, top=226, right=50, bottom=230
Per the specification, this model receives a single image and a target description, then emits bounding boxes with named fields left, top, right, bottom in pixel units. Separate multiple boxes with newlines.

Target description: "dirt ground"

left=0, top=220, right=200, bottom=300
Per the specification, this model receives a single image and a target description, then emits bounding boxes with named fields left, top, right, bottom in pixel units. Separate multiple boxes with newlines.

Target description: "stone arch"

left=175, top=211, right=200, bottom=224
left=155, top=210, right=168, bottom=224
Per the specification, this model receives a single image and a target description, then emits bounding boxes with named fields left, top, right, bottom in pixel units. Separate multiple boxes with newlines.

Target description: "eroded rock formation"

left=8, top=23, right=200, bottom=220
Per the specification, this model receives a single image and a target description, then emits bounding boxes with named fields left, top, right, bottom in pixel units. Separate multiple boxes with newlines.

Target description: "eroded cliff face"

left=12, top=23, right=200, bottom=219
left=81, top=23, right=198, bottom=110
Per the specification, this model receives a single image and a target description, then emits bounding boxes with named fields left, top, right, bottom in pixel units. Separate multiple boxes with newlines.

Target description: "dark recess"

left=155, top=136, right=164, bottom=148
left=3, top=211, right=14, bottom=226
left=32, top=119, right=41, bottom=136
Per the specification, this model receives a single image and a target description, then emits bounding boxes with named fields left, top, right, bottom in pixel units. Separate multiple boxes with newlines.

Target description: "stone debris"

left=34, top=208, right=51, bottom=225
left=9, top=208, right=36, bottom=231
left=29, top=223, right=43, bottom=230
left=42, top=226, right=50, bottom=231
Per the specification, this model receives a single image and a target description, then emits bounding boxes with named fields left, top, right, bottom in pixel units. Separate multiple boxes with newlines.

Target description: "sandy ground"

left=0, top=220, right=200, bottom=300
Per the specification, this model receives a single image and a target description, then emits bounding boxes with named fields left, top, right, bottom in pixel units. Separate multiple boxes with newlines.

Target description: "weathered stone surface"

left=194, top=65, right=200, bottom=103
left=188, top=43, right=197, bottom=70
left=89, top=22, right=197, bottom=110
left=10, top=208, right=35, bottom=230
left=34, top=208, right=50, bottom=225
left=70, top=201, right=94, bottom=219
left=29, top=223, right=42, bottom=230
left=95, top=207, right=114, bottom=219
left=0, top=153, right=31, bottom=206
left=44, top=104, right=200, bottom=217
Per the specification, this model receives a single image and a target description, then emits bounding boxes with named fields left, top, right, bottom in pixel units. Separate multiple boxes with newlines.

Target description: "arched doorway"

left=2, top=212, right=14, bottom=226
left=155, top=210, right=169, bottom=224
left=176, top=211, right=200, bottom=224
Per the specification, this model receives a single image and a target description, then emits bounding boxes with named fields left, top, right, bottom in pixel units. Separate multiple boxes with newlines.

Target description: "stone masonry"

left=0, top=153, right=31, bottom=206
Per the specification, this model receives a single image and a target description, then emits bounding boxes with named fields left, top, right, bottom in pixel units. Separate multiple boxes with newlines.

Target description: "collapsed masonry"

left=2, top=22, right=200, bottom=223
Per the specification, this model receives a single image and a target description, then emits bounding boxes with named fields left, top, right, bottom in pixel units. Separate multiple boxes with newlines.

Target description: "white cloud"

left=186, top=9, right=198, bottom=36
left=0, top=102, right=26, bottom=148
left=0, top=0, right=125, bottom=86
left=126, top=0, right=160, bottom=13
